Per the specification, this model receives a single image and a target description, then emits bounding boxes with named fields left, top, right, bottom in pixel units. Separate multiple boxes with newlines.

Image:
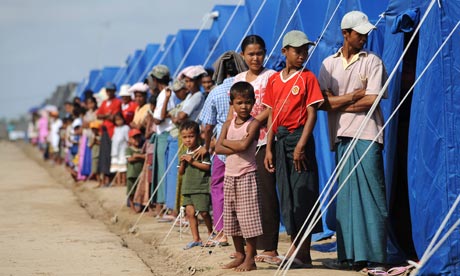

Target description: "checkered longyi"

left=223, top=171, right=263, bottom=238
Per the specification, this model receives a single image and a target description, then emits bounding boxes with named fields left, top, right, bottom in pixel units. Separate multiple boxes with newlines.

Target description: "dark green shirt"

left=181, top=153, right=211, bottom=194
left=126, top=146, right=143, bottom=179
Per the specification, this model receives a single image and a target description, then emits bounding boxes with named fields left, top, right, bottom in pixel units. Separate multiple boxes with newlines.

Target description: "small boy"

left=178, top=120, right=213, bottom=250
left=262, top=30, right=324, bottom=268
left=215, top=81, right=263, bottom=272
left=125, top=128, right=145, bottom=212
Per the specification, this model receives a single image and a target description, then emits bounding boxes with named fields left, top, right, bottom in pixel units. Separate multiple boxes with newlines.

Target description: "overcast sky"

left=0, top=0, right=239, bottom=119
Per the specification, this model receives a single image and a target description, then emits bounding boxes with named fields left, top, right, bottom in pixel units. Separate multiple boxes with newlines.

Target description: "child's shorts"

left=223, top=171, right=263, bottom=239
left=182, top=193, right=210, bottom=212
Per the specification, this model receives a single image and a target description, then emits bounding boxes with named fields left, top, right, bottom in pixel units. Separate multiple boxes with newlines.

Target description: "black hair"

left=179, top=120, right=200, bottom=136
left=85, top=96, right=98, bottom=110
left=151, top=74, right=171, bottom=85
left=72, top=105, right=82, bottom=118
left=229, top=81, right=255, bottom=102
left=113, top=112, right=126, bottom=125
left=149, top=94, right=158, bottom=107
left=241, top=35, right=266, bottom=53
left=83, top=89, right=94, bottom=100
left=204, top=68, right=214, bottom=78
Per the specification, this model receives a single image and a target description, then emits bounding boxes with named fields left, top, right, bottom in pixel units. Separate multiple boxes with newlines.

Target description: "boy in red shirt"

left=262, top=30, right=324, bottom=268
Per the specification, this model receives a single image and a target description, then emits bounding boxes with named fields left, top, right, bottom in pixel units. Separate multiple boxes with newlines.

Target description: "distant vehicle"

left=8, top=130, right=26, bottom=141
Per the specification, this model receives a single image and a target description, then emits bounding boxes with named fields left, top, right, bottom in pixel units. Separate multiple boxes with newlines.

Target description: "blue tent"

left=72, top=1, right=459, bottom=273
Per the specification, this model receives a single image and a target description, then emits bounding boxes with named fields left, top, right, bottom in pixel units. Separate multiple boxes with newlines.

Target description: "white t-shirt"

left=153, top=88, right=176, bottom=134
left=234, top=68, right=276, bottom=146
left=181, top=91, right=204, bottom=122
left=111, top=125, right=130, bottom=158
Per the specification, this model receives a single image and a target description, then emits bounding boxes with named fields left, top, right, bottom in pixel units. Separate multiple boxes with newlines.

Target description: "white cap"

left=118, top=84, right=131, bottom=97
left=128, top=82, right=149, bottom=94
left=341, top=11, right=376, bottom=34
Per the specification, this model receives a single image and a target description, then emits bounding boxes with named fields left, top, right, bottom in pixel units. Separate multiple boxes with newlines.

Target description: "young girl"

left=110, top=112, right=130, bottom=186
left=215, top=81, right=263, bottom=272
left=178, top=120, right=213, bottom=250
left=232, top=34, right=280, bottom=263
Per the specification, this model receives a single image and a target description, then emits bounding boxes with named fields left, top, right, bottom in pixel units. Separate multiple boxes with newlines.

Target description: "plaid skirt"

left=223, top=171, right=263, bottom=239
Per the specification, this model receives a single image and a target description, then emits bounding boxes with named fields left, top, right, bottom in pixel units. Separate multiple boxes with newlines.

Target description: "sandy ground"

left=0, top=141, right=153, bottom=275
left=10, top=141, right=364, bottom=276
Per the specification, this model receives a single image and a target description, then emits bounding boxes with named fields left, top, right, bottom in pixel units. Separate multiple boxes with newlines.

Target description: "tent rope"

left=173, top=14, right=213, bottom=78
left=234, top=0, right=268, bottom=52
left=157, top=36, right=177, bottom=65
left=264, top=0, right=304, bottom=67
left=202, top=0, right=244, bottom=68
left=128, top=144, right=184, bottom=233
left=138, top=45, right=163, bottom=82
left=278, top=2, right=443, bottom=273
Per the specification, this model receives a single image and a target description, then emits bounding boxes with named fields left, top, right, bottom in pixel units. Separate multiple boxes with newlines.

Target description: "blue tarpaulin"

left=73, top=1, right=459, bottom=273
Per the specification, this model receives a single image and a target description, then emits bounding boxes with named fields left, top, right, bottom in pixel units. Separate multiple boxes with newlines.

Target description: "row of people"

left=31, top=10, right=388, bottom=273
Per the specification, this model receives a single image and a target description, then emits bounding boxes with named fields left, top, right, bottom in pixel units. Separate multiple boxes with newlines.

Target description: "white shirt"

left=153, top=88, right=176, bottom=134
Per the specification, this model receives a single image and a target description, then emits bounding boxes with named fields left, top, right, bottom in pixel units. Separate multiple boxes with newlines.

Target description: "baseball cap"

left=282, top=30, right=315, bottom=48
left=150, top=65, right=170, bottom=80
left=128, top=128, right=142, bottom=138
left=105, top=82, right=117, bottom=91
left=341, top=11, right=376, bottom=34
left=171, top=79, right=186, bottom=92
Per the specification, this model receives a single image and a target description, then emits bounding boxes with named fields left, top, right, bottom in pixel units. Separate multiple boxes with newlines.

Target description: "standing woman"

left=231, top=35, right=280, bottom=262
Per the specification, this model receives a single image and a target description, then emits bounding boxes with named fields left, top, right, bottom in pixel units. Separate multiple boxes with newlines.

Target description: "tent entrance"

left=389, top=32, right=418, bottom=260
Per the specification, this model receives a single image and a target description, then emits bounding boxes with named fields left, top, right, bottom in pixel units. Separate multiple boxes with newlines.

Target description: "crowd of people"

left=28, top=11, right=395, bottom=274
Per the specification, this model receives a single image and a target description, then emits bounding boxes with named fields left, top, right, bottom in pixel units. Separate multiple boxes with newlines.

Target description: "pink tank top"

left=225, top=117, right=257, bottom=176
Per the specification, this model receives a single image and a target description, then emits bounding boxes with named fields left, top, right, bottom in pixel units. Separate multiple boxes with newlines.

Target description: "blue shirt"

left=199, top=77, right=234, bottom=162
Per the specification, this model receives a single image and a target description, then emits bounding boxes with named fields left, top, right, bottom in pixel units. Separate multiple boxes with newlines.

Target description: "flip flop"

left=183, top=241, right=202, bottom=250
left=202, top=239, right=229, bottom=247
left=275, top=257, right=313, bottom=269
left=255, top=254, right=277, bottom=262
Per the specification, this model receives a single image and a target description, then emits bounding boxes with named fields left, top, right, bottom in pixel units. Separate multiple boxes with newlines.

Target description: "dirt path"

left=10, top=141, right=361, bottom=276
left=0, top=142, right=153, bottom=275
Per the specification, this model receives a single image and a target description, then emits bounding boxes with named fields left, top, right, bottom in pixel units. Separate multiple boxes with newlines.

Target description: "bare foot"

left=234, top=259, right=257, bottom=272
left=222, top=253, right=244, bottom=269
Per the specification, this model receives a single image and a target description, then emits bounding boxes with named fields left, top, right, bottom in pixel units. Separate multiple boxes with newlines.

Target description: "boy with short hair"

left=178, top=120, right=213, bottom=250
left=262, top=30, right=324, bottom=268
left=215, top=81, right=263, bottom=272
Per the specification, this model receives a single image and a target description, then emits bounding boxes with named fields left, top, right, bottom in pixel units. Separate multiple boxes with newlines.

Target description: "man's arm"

left=319, top=89, right=365, bottom=111
left=339, top=94, right=377, bottom=112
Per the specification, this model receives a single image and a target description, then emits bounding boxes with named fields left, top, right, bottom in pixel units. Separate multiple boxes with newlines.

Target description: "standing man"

left=96, top=82, right=122, bottom=185
left=96, top=82, right=122, bottom=138
left=319, top=11, right=388, bottom=270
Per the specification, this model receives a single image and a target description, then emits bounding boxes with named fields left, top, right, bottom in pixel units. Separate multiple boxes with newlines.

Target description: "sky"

left=0, top=0, right=239, bottom=119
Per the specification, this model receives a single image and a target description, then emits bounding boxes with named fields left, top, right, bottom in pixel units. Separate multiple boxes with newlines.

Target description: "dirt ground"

left=11, top=141, right=363, bottom=276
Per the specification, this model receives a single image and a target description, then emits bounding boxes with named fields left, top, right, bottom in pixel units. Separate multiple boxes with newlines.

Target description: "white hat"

left=180, top=65, right=206, bottom=79
left=341, top=11, right=376, bottom=34
left=118, top=84, right=131, bottom=97
left=128, top=82, right=149, bottom=94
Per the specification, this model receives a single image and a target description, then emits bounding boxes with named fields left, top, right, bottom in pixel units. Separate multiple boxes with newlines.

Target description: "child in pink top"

left=216, top=81, right=262, bottom=272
